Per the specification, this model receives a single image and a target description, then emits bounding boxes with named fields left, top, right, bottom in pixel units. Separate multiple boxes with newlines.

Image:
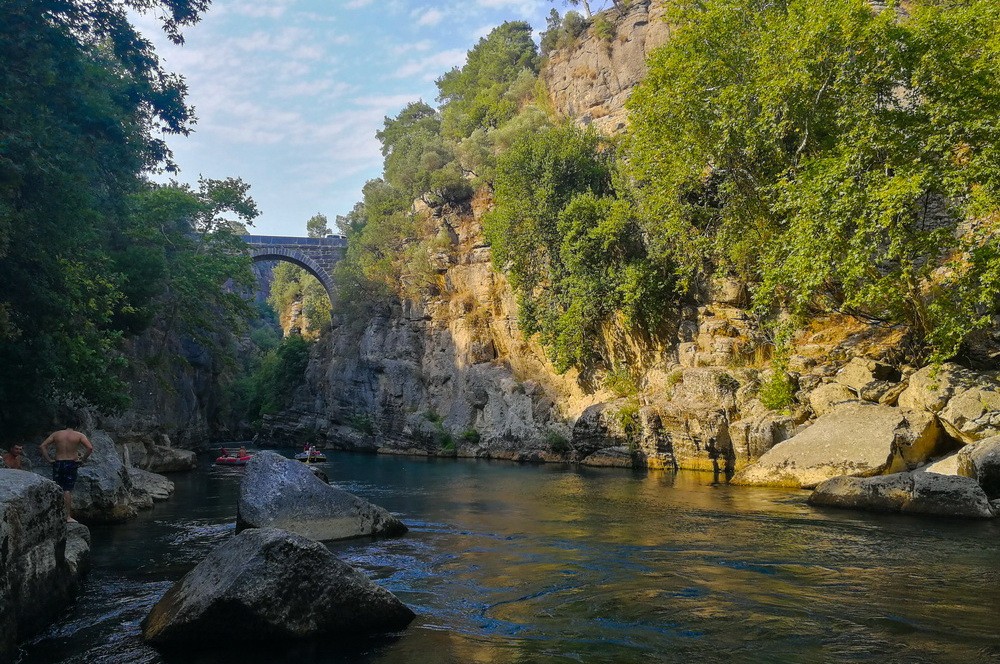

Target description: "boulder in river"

left=237, top=451, right=406, bottom=541
left=808, top=472, right=995, bottom=518
left=731, top=403, right=943, bottom=488
left=71, top=430, right=168, bottom=522
left=1, top=470, right=90, bottom=660
left=141, top=527, right=415, bottom=647
left=956, top=436, right=1000, bottom=498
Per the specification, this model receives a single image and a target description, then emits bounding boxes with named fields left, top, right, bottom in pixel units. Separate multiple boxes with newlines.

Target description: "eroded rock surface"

left=898, top=364, right=1000, bottom=443
left=237, top=451, right=406, bottom=541
left=957, top=436, right=1000, bottom=498
left=0, top=470, right=90, bottom=660
left=142, top=527, right=414, bottom=647
left=732, top=404, right=943, bottom=488
left=809, top=472, right=995, bottom=518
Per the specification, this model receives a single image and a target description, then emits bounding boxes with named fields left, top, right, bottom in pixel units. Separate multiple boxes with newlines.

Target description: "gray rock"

left=918, top=452, right=961, bottom=476
left=957, top=436, right=1000, bottom=498
left=1, top=470, right=89, bottom=660
left=72, top=430, right=139, bottom=523
left=141, top=528, right=414, bottom=646
left=807, top=383, right=857, bottom=417
left=807, top=473, right=914, bottom=512
left=898, top=363, right=1000, bottom=443
left=129, top=467, right=175, bottom=502
left=809, top=472, right=994, bottom=518
left=906, top=472, right=995, bottom=517
left=732, top=404, right=943, bottom=488
left=237, top=452, right=406, bottom=541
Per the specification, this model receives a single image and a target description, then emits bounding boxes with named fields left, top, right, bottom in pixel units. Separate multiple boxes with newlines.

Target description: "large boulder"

left=807, top=383, right=857, bottom=417
left=71, top=430, right=139, bottom=522
left=128, top=467, right=175, bottom=502
left=957, top=436, right=1000, bottom=498
left=897, top=363, right=1000, bottom=443
left=141, top=528, right=415, bottom=647
left=731, top=404, right=943, bottom=488
left=237, top=452, right=406, bottom=541
left=1, top=470, right=90, bottom=660
left=809, top=472, right=995, bottom=518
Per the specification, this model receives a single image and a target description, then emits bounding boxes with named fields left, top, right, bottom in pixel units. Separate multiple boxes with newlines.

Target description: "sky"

left=134, top=0, right=597, bottom=236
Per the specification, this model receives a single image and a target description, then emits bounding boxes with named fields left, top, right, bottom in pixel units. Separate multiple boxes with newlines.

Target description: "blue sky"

left=135, top=0, right=605, bottom=236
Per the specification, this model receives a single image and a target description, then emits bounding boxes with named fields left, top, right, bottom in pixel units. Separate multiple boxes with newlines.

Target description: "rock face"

left=732, top=404, right=943, bottom=488
left=809, top=472, right=995, bottom=518
left=898, top=363, right=1000, bottom=443
left=141, top=528, right=415, bottom=647
left=118, top=431, right=196, bottom=473
left=542, top=0, right=670, bottom=134
left=72, top=430, right=170, bottom=522
left=237, top=452, right=407, bottom=541
left=957, top=436, right=1000, bottom=498
left=1, top=470, right=90, bottom=660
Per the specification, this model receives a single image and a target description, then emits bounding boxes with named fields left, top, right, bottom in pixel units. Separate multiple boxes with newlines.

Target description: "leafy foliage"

left=0, top=0, right=261, bottom=433
left=437, top=22, right=540, bottom=140
left=484, top=123, right=674, bottom=372
left=627, top=0, right=1000, bottom=361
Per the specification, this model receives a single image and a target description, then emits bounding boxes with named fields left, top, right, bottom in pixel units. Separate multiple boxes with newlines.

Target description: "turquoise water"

left=16, top=450, right=1000, bottom=663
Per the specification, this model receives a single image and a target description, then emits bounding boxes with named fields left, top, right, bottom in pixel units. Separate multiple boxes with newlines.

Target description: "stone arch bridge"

left=241, top=234, right=347, bottom=303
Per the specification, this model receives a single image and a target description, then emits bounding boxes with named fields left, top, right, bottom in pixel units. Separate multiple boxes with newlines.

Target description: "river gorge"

left=15, top=450, right=1000, bottom=664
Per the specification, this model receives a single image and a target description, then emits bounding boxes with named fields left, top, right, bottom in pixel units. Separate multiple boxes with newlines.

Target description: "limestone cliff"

left=265, top=1, right=1000, bottom=478
left=541, top=0, right=670, bottom=134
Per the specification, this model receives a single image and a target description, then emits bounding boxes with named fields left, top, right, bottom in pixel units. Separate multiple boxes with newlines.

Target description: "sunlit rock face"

left=236, top=451, right=406, bottom=542
left=957, top=436, right=1000, bottom=498
left=898, top=364, right=1000, bottom=444
left=541, top=0, right=671, bottom=135
left=141, top=527, right=414, bottom=647
left=0, top=470, right=90, bottom=660
left=732, top=404, right=945, bottom=488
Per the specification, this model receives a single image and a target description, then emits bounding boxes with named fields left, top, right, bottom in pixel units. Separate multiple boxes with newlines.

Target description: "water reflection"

left=18, top=450, right=1000, bottom=664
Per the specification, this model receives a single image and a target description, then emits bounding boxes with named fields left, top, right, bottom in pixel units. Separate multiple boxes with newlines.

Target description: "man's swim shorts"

left=52, top=460, right=80, bottom=490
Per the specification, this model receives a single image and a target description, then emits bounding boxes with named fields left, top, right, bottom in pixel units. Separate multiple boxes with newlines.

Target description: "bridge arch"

left=248, top=248, right=336, bottom=305
left=241, top=235, right=347, bottom=313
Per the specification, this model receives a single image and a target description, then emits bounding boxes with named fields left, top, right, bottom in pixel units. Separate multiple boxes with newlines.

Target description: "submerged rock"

left=809, top=472, right=995, bottom=518
left=1, top=470, right=90, bottom=660
left=141, top=528, right=415, bottom=647
left=731, top=404, right=943, bottom=488
left=237, top=451, right=406, bottom=541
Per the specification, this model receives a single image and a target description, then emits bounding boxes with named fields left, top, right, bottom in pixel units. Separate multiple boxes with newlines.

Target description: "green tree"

left=437, top=22, right=540, bottom=139
left=376, top=101, right=470, bottom=204
left=627, top=0, right=1000, bottom=361
left=0, top=0, right=209, bottom=432
left=484, top=123, right=673, bottom=371
left=306, top=213, right=331, bottom=238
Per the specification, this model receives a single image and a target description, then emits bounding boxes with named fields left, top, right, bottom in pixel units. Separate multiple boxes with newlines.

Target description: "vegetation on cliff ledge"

left=335, top=0, right=1000, bottom=380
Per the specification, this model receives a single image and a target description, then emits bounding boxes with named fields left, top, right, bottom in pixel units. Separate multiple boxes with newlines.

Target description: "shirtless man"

left=2, top=444, right=24, bottom=469
left=39, top=422, right=94, bottom=522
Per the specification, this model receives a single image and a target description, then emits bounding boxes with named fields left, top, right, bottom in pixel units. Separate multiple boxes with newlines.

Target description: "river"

left=16, top=450, right=1000, bottom=663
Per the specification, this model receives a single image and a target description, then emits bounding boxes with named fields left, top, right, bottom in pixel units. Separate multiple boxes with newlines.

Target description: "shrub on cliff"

left=627, top=0, right=1000, bottom=362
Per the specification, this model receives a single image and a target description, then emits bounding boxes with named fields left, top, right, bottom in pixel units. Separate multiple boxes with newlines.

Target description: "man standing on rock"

left=2, top=444, right=24, bottom=469
left=39, top=419, right=94, bottom=522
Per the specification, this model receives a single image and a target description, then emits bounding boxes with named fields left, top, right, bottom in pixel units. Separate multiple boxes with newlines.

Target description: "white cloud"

left=391, top=49, right=466, bottom=80
left=415, top=8, right=445, bottom=27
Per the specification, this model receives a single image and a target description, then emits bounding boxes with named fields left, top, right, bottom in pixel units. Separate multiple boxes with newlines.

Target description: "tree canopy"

left=627, top=0, right=1000, bottom=361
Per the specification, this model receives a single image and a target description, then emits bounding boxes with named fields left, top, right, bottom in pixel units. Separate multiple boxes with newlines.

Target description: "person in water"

left=39, top=416, right=94, bottom=522
left=2, top=444, right=24, bottom=469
